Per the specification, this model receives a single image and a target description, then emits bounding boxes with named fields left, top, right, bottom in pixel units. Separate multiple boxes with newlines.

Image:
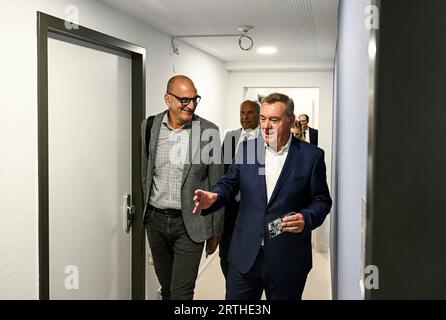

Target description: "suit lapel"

left=232, top=129, right=242, bottom=158
left=254, top=136, right=268, bottom=206
left=145, top=111, right=166, bottom=205
left=182, top=114, right=200, bottom=186
left=149, top=112, right=165, bottom=164
left=266, top=138, right=300, bottom=208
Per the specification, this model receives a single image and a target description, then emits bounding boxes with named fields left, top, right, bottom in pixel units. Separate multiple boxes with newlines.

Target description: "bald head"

left=240, top=100, right=260, bottom=130
left=166, top=75, right=196, bottom=93
left=241, top=100, right=260, bottom=114
left=164, top=75, right=198, bottom=129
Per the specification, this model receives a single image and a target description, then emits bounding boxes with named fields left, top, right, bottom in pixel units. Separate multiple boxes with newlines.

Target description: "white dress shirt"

left=262, top=134, right=292, bottom=246
left=303, top=128, right=310, bottom=143
left=265, top=134, right=292, bottom=202
left=237, top=127, right=260, bottom=147
left=234, top=127, right=260, bottom=202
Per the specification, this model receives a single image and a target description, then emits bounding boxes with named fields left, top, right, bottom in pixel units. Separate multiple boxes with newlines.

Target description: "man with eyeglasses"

left=141, top=75, right=224, bottom=300
left=298, top=114, right=318, bottom=146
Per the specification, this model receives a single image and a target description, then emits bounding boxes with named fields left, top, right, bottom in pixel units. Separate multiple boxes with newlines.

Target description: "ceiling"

left=100, top=0, right=339, bottom=69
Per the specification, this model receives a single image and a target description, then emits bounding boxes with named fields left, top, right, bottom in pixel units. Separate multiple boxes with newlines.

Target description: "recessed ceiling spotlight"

left=237, top=25, right=254, bottom=33
left=256, top=47, right=277, bottom=55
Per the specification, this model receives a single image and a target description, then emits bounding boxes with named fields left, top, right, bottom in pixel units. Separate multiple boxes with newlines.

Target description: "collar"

left=163, top=111, right=193, bottom=130
left=241, top=126, right=260, bottom=138
left=264, top=133, right=292, bottom=154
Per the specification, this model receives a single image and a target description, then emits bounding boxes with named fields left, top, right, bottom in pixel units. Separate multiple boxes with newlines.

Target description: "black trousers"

left=226, top=249, right=308, bottom=300
left=145, top=210, right=204, bottom=300
left=219, top=198, right=239, bottom=279
left=219, top=232, right=231, bottom=279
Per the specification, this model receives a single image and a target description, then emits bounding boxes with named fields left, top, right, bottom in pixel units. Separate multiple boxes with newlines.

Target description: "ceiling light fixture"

left=256, top=47, right=277, bottom=55
left=237, top=25, right=254, bottom=51
left=171, top=25, right=254, bottom=55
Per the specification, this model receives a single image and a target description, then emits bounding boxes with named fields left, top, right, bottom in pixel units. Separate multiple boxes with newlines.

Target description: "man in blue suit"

left=193, top=93, right=332, bottom=300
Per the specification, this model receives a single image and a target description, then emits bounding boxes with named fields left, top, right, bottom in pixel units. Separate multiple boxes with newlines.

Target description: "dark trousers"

left=145, top=210, right=204, bottom=300
left=219, top=234, right=231, bottom=279
left=226, top=249, right=308, bottom=300
left=219, top=199, right=239, bottom=279
left=220, top=254, right=229, bottom=280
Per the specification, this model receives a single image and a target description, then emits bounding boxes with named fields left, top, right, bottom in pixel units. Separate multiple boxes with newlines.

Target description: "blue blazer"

left=309, top=127, right=318, bottom=146
left=210, top=136, right=332, bottom=281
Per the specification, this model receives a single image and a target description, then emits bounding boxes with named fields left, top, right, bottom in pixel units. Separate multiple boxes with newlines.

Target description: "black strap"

left=145, top=116, right=155, bottom=157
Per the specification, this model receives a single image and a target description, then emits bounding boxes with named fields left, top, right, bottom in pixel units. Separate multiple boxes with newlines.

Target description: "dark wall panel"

left=367, top=0, right=446, bottom=299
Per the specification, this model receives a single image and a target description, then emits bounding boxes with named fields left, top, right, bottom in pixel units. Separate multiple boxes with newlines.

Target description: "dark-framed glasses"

left=167, top=92, right=201, bottom=107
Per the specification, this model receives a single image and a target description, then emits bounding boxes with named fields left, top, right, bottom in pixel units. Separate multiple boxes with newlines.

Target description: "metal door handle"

left=124, top=194, right=135, bottom=233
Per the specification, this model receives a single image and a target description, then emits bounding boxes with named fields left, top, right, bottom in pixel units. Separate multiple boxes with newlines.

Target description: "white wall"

left=0, top=0, right=228, bottom=299
left=334, top=0, right=371, bottom=300
left=164, top=40, right=228, bottom=127
left=226, top=70, right=334, bottom=252
left=244, top=87, right=320, bottom=131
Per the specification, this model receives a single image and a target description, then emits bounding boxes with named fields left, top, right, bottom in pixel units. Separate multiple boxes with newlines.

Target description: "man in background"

left=220, top=100, right=260, bottom=278
left=298, top=114, right=318, bottom=146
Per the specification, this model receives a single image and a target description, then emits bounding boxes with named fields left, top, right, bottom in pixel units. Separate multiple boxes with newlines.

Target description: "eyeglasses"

left=167, top=92, right=201, bottom=107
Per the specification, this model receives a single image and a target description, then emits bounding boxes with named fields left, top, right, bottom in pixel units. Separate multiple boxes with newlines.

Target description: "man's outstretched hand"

left=193, top=189, right=218, bottom=214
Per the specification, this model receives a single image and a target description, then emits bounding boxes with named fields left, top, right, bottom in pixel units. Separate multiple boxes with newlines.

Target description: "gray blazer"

left=141, top=110, right=224, bottom=243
